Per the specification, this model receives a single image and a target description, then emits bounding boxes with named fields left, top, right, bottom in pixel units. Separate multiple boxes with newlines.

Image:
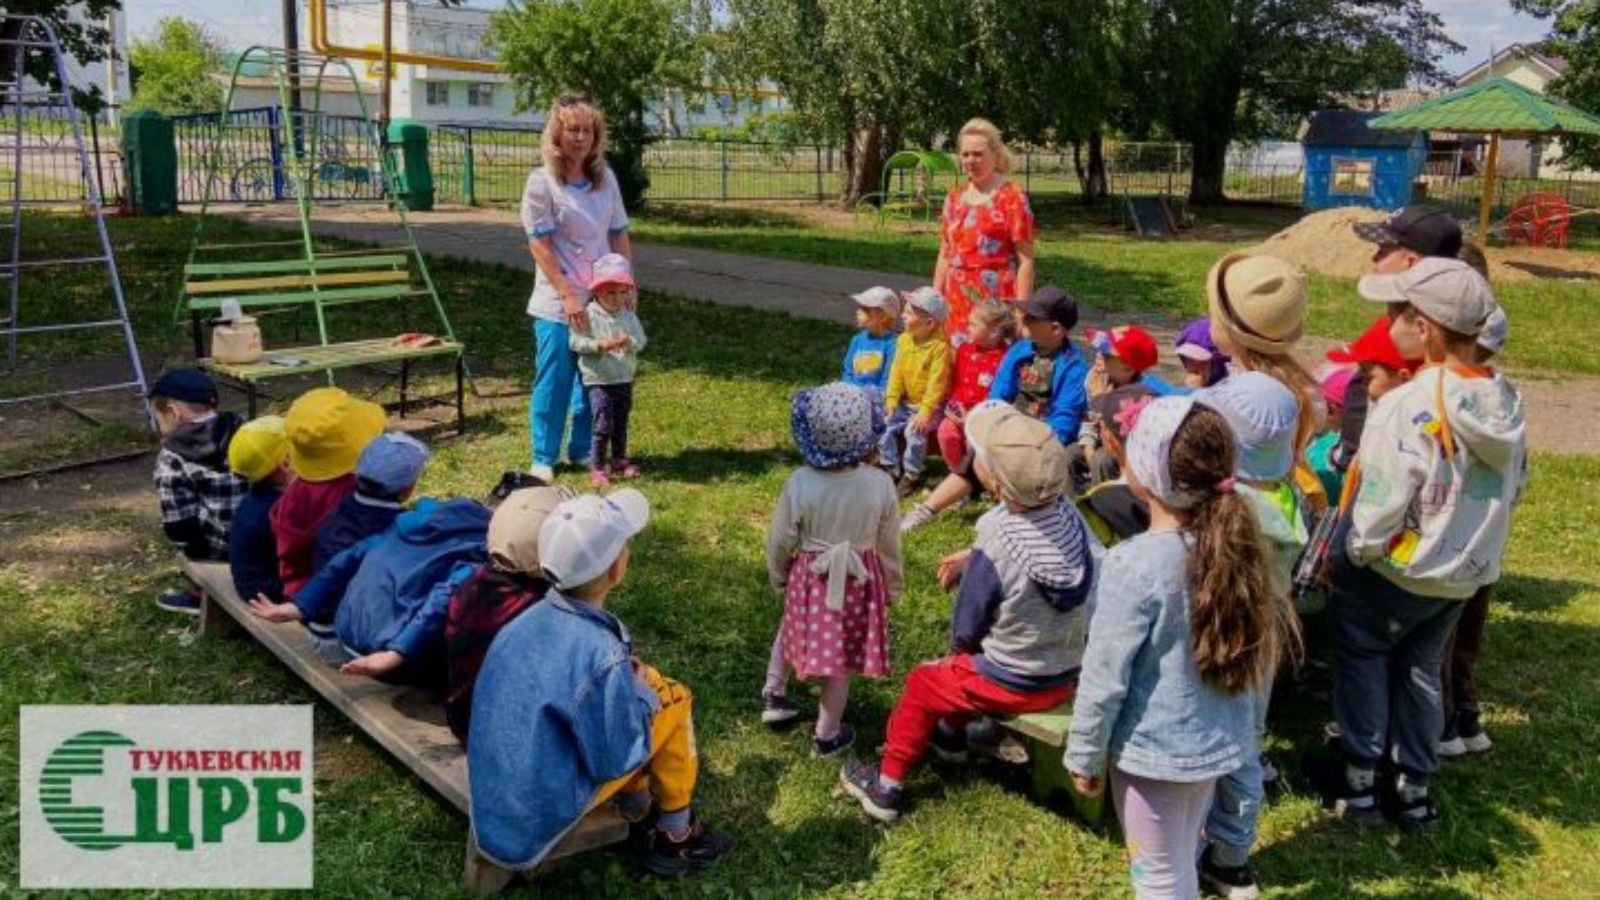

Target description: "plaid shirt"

left=154, top=446, right=250, bottom=559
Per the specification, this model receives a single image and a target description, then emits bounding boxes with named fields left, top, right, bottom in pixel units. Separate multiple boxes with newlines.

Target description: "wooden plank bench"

left=998, top=706, right=1106, bottom=826
left=181, top=254, right=466, bottom=430
left=179, top=559, right=628, bottom=893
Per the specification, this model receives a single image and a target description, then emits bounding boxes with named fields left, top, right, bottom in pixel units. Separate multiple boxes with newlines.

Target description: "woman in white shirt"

left=521, top=94, right=634, bottom=482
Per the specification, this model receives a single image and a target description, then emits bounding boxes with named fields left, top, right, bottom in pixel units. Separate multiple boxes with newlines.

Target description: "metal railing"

left=171, top=106, right=387, bottom=205
left=0, top=100, right=124, bottom=207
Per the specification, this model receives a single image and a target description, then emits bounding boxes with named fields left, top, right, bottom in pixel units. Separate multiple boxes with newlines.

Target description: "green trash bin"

left=122, top=109, right=178, bottom=216
left=386, top=119, right=434, bottom=212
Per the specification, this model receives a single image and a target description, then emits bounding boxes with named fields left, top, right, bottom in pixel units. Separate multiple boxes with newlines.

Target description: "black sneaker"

left=1199, top=845, right=1260, bottom=900
left=760, top=692, right=801, bottom=727
left=156, top=589, right=202, bottom=616
left=839, top=759, right=903, bottom=823
left=1392, top=790, right=1441, bottom=832
left=642, top=816, right=734, bottom=877
left=813, top=723, right=855, bottom=759
left=1310, top=756, right=1384, bottom=826
left=895, top=475, right=925, bottom=500
left=928, top=722, right=969, bottom=765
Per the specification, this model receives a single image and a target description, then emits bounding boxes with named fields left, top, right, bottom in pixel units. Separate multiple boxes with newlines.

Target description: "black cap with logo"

left=1352, top=205, right=1463, bottom=258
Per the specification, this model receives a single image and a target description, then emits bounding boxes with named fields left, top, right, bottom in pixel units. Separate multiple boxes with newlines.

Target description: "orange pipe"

left=306, top=0, right=499, bottom=74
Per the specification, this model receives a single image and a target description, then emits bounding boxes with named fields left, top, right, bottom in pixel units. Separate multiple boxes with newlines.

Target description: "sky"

left=122, top=0, right=1552, bottom=80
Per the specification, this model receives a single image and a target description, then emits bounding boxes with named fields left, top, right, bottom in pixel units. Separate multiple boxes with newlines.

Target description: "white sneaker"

left=1461, top=731, right=1493, bottom=753
left=530, top=464, right=555, bottom=483
left=1438, top=736, right=1468, bottom=758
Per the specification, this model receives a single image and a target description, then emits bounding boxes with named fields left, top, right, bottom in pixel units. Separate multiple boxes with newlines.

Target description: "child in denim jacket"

left=1066, top=398, right=1299, bottom=900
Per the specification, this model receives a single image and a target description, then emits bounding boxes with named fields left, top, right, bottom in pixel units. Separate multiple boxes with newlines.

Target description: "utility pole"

left=380, top=0, right=394, bottom=135
left=282, top=0, right=303, bottom=117
left=104, top=10, right=119, bottom=128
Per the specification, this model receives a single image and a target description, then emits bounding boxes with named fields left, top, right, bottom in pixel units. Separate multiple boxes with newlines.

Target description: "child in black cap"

left=148, top=368, right=248, bottom=615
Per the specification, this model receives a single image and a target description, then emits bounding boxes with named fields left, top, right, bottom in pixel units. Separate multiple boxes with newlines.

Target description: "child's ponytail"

left=1169, top=408, right=1302, bottom=694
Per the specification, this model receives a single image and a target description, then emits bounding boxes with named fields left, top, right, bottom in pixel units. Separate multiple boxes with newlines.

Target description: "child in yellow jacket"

left=881, top=287, right=953, bottom=497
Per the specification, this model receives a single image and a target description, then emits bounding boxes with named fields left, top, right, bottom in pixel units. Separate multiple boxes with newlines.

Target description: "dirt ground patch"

left=0, top=455, right=158, bottom=579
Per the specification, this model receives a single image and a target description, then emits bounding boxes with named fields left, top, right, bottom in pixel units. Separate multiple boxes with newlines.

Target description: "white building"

left=221, top=0, right=784, bottom=131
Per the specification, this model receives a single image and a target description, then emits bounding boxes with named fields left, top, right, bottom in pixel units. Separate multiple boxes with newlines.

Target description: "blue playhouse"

left=1301, top=109, right=1428, bottom=211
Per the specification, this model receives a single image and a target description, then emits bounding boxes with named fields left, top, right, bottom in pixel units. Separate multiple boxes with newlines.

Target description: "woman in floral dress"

left=934, top=118, right=1036, bottom=343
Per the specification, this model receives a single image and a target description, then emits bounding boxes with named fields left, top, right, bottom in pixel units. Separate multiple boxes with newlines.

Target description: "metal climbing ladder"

left=0, top=15, right=150, bottom=427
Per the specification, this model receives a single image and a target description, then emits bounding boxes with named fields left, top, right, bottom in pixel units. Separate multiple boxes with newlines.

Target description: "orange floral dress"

left=938, top=180, right=1035, bottom=339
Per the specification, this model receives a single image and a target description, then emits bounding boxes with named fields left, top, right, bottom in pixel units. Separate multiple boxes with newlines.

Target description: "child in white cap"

left=842, top=286, right=901, bottom=400
left=467, top=489, right=733, bottom=877
left=1066, top=397, right=1298, bottom=900
left=881, top=286, right=954, bottom=497
left=570, top=252, right=648, bottom=487
left=763, top=382, right=903, bottom=757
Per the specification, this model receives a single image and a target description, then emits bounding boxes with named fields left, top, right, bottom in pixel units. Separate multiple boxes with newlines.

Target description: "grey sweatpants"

left=1330, top=550, right=1466, bottom=781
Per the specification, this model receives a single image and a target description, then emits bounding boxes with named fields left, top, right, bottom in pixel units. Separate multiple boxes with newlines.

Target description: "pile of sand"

left=1246, top=206, right=1600, bottom=284
left=1245, top=207, right=1389, bottom=279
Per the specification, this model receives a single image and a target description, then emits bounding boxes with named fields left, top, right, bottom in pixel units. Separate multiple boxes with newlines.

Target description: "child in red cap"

left=1070, top=325, right=1159, bottom=492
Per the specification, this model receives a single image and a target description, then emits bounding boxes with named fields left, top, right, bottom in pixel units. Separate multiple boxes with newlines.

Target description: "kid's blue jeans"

left=530, top=318, right=593, bottom=469
left=881, top=405, right=937, bottom=478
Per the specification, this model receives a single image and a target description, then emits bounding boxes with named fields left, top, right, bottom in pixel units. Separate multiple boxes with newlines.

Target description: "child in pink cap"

left=569, top=253, right=648, bottom=486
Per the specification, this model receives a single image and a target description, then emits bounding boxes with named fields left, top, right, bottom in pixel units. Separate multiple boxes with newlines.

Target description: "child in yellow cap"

left=227, top=416, right=295, bottom=604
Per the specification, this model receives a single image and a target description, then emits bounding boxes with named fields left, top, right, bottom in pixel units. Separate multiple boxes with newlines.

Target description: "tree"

left=488, top=0, right=706, bottom=209
left=127, top=17, right=223, bottom=115
left=0, top=1, right=120, bottom=109
left=1140, top=0, right=1458, bottom=203
left=718, top=0, right=980, bottom=204
left=969, top=2, right=1122, bottom=201
left=1512, top=0, right=1600, bottom=169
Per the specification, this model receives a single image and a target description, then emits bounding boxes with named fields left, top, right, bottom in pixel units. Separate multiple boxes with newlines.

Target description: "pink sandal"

left=612, top=459, right=642, bottom=479
left=589, top=468, right=613, bottom=487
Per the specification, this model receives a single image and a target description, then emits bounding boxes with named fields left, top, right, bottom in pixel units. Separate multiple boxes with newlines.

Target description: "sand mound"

left=1246, top=206, right=1600, bottom=284
left=1245, top=207, right=1389, bottom=279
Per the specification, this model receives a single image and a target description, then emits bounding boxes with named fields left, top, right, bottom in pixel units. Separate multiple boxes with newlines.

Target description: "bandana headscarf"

left=1126, top=396, right=1199, bottom=509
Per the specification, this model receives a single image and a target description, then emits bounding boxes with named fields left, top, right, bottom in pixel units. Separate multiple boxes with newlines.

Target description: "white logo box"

left=20, top=705, right=314, bottom=889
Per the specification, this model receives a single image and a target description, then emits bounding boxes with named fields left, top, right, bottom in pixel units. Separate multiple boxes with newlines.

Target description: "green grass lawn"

left=632, top=200, right=1600, bottom=377
left=4, top=212, right=1600, bottom=897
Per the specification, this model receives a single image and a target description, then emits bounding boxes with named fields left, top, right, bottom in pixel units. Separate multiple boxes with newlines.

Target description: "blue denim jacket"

left=1065, top=531, right=1255, bottom=783
left=467, top=592, right=660, bottom=870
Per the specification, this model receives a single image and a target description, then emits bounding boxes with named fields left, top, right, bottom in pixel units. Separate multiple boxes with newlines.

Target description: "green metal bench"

left=180, top=252, right=465, bottom=430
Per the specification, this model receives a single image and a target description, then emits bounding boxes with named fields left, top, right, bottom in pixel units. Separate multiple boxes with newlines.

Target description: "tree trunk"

left=0, top=18, right=30, bottom=90
left=844, top=122, right=887, bottom=206
left=1188, top=128, right=1229, bottom=205
left=1085, top=130, right=1107, bottom=202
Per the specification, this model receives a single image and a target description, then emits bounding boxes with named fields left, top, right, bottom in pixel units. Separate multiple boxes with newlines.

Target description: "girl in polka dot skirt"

left=762, top=382, right=904, bottom=757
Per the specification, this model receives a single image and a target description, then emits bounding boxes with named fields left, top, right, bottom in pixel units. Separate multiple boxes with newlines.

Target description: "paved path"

left=219, top=204, right=1597, bottom=456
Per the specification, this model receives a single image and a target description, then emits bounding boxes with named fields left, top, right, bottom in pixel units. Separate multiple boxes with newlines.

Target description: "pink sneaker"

left=589, top=468, right=613, bottom=487
left=612, top=459, right=642, bottom=479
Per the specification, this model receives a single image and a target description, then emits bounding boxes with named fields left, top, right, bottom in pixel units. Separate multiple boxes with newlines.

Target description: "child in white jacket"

left=1327, top=258, right=1528, bottom=831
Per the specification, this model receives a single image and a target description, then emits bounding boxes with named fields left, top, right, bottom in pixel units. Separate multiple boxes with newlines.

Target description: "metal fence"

left=0, top=101, right=124, bottom=207
left=171, top=106, right=387, bottom=205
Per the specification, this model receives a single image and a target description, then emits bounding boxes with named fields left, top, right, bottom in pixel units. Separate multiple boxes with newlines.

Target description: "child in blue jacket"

left=841, top=286, right=900, bottom=400
left=248, top=496, right=491, bottom=687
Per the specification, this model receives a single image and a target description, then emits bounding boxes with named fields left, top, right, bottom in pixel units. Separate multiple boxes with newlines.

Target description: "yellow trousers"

left=591, top=663, right=698, bottom=813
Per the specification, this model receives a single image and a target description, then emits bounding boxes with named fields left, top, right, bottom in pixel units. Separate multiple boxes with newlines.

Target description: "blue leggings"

left=530, top=317, right=592, bottom=468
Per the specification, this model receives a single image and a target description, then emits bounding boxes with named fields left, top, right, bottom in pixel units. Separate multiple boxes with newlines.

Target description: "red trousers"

left=882, top=654, right=1075, bottom=781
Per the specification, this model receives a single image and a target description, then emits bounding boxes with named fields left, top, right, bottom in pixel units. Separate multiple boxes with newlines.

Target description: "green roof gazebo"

left=1370, top=76, right=1600, bottom=242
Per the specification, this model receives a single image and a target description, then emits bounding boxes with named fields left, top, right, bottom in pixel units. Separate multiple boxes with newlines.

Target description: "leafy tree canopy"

left=127, top=16, right=224, bottom=116
left=488, top=0, right=707, bottom=208
left=1512, top=0, right=1600, bottom=168
left=0, top=0, right=120, bottom=110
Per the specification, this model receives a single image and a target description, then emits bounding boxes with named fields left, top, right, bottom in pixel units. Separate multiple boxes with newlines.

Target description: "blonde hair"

left=971, top=300, right=1018, bottom=343
left=958, top=118, right=1013, bottom=175
left=542, top=94, right=608, bottom=186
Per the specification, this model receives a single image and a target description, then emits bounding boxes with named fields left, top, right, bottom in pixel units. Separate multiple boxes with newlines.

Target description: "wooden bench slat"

left=186, top=269, right=412, bottom=296
left=179, top=559, right=628, bottom=878
left=203, top=337, right=462, bottom=381
left=187, top=283, right=413, bottom=311
left=184, top=254, right=408, bottom=277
